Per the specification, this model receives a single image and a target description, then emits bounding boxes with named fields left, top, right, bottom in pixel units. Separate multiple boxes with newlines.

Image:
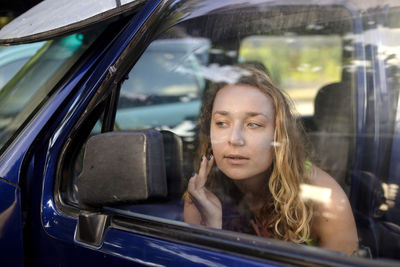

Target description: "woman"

left=183, top=65, right=359, bottom=255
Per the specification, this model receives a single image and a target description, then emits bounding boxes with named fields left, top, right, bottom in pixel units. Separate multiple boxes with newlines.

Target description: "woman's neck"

left=233, top=172, right=269, bottom=212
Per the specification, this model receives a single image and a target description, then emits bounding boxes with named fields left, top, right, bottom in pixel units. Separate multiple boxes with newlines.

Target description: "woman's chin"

left=221, top=169, right=254, bottom=180
left=220, top=167, right=270, bottom=183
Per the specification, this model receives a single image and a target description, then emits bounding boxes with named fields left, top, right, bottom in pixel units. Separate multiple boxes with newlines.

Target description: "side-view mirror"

left=77, top=129, right=168, bottom=209
left=76, top=129, right=174, bottom=247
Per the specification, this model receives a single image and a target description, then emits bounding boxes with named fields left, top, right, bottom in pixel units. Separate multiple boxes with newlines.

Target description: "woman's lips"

left=224, top=154, right=249, bottom=164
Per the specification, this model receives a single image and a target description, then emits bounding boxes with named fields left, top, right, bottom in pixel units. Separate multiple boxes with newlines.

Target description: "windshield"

left=0, top=26, right=104, bottom=153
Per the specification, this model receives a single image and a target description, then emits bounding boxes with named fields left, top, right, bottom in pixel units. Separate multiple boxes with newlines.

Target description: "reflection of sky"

left=161, top=120, right=197, bottom=139
left=345, top=26, right=400, bottom=66
left=175, top=63, right=252, bottom=84
left=300, top=184, right=332, bottom=205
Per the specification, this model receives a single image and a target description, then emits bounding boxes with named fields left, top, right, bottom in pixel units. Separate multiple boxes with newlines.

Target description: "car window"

left=239, top=35, right=342, bottom=116
left=351, top=6, right=400, bottom=260
left=0, top=26, right=104, bottom=153
left=110, top=2, right=368, bottom=256
left=0, top=42, right=46, bottom=88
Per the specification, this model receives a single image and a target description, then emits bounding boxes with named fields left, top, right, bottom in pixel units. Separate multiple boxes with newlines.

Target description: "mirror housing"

left=78, top=129, right=167, bottom=208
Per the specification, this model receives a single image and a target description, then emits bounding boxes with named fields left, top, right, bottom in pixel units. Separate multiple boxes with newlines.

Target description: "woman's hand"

left=184, top=155, right=222, bottom=228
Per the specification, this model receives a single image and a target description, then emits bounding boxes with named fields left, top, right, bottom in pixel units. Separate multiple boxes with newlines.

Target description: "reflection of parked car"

left=0, top=0, right=400, bottom=266
left=116, top=37, right=209, bottom=134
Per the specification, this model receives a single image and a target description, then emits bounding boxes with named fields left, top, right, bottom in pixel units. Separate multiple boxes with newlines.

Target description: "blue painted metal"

left=40, top=0, right=164, bottom=241
left=101, top=228, right=278, bottom=266
left=347, top=1, right=367, bottom=210
left=0, top=179, right=24, bottom=267
left=0, top=28, right=118, bottom=185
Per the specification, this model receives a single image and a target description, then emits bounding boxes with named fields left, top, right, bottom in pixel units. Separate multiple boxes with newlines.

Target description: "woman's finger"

left=197, top=155, right=208, bottom=187
left=205, top=154, right=214, bottom=176
left=187, top=173, right=196, bottom=193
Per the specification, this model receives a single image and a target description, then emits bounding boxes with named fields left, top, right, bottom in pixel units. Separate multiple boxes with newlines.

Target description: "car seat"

left=310, top=81, right=354, bottom=191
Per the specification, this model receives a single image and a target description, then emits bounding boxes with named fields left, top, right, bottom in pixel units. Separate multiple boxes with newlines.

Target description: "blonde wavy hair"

left=196, top=65, right=313, bottom=243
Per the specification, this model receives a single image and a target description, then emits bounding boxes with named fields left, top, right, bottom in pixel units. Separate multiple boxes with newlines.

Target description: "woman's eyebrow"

left=214, top=110, right=229, bottom=116
left=246, top=111, right=271, bottom=118
left=214, top=110, right=271, bottom=119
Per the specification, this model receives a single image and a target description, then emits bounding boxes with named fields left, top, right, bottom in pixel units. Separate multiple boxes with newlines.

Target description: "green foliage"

left=239, top=35, right=342, bottom=90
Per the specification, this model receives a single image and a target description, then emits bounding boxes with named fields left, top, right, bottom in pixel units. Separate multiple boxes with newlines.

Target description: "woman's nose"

left=229, top=126, right=245, bottom=146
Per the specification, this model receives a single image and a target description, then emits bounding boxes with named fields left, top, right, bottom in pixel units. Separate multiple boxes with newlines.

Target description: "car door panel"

left=0, top=179, right=24, bottom=267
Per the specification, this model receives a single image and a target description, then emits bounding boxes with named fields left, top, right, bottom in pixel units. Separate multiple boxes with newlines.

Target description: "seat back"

left=310, top=81, right=354, bottom=189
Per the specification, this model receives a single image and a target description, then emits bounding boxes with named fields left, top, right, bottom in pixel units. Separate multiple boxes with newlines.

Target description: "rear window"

left=240, top=35, right=342, bottom=115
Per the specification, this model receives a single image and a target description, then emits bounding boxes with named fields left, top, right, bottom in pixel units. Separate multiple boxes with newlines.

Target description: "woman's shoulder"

left=306, top=165, right=352, bottom=219
left=307, top=165, right=359, bottom=255
left=309, top=165, right=346, bottom=199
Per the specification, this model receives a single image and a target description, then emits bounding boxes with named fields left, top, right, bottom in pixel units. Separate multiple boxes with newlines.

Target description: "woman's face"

left=210, top=84, right=275, bottom=181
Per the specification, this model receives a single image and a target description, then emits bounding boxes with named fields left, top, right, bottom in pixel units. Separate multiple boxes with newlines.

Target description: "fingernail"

left=208, top=153, right=213, bottom=160
left=199, top=155, right=204, bottom=165
left=191, top=171, right=197, bottom=177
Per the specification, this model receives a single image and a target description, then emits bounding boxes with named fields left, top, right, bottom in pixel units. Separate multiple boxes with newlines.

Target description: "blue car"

left=0, top=0, right=399, bottom=266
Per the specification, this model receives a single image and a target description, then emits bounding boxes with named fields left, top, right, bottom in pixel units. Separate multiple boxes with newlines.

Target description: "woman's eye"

left=216, top=121, right=228, bottom=127
left=248, top=122, right=262, bottom=128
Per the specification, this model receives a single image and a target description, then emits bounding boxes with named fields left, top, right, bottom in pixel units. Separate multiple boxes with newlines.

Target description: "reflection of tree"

left=240, top=36, right=342, bottom=87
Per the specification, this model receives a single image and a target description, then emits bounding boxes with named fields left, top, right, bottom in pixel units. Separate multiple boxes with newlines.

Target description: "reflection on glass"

left=0, top=29, right=103, bottom=152
left=379, top=183, right=399, bottom=211
left=300, top=184, right=332, bottom=205
left=240, top=35, right=342, bottom=116
left=184, top=65, right=358, bottom=256
left=111, top=2, right=400, bottom=262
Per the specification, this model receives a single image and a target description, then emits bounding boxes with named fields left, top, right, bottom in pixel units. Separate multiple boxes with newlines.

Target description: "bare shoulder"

left=309, top=165, right=359, bottom=255
left=309, top=165, right=352, bottom=217
left=310, top=166, right=347, bottom=200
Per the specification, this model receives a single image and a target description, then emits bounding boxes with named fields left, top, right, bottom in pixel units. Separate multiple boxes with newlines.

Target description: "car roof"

left=0, top=0, right=146, bottom=45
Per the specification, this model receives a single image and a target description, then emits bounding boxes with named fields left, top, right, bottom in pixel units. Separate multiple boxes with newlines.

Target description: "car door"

left=41, top=0, right=400, bottom=266
left=1, top=0, right=400, bottom=266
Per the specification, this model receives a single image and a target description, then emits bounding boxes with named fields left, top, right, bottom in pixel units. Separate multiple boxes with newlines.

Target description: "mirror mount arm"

left=75, top=210, right=110, bottom=247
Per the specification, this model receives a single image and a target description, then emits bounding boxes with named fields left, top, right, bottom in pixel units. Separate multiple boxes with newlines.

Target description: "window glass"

left=349, top=7, right=400, bottom=260
left=116, top=35, right=210, bottom=178
left=117, top=37, right=209, bottom=131
left=0, top=27, right=104, bottom=153
left=239, top=35, right=342, bottom=115
left=110, top=3, right=398, bottom=262
left=0, top=41, right=46, bottom=88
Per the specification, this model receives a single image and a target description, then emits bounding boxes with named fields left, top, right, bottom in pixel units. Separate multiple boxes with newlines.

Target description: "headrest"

left=314, top=82, right=352, bottom=131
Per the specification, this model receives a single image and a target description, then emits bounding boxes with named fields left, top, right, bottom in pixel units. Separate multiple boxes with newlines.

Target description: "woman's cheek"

left=249, top=130, right=274, bottom=149
left=210, top=128, right=229, bottom=146
left=210, top=130, right=228, bottom=163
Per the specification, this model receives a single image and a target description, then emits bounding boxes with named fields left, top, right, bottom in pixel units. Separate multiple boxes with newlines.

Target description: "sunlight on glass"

left=176, top=63, right=252, bottom=84
left=300, top=184, right=332, bottom=204
left=379, top=183, right=399, bottom=211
